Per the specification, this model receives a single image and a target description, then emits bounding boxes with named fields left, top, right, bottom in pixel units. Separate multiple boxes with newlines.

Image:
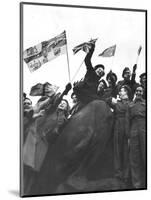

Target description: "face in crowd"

left=107, top=77, right=112, bottom=87
left=71, top=93, right=78, bottom=105
left=135, top=86, right=144, bottom=100
left=24, top=98, right=32, bottom=110
left=119, top=87, right=129, bottom=100
left=123, top=69, right=131, bottom=81
left=58, top=100, right=69, bottom=111
left=140, top=75, right=146, bottom=88
left=95, top=66, right=105, bottom=78
left=97, top=80, right=106, bottom=93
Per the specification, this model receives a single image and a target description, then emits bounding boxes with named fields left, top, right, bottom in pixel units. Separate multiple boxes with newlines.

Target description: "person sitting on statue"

left=73, top=42, right=105, bottom=105
left=116, top=64, right=138, bottom=99
left=139, top=73, right=146, bottom=99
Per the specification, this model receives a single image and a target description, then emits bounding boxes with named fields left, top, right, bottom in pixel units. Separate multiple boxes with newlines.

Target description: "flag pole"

left=71, top=58, right=85, bottom=82
left=65, top=31, right=71, bottom=83
left=136, top=45, right=142, bottom=64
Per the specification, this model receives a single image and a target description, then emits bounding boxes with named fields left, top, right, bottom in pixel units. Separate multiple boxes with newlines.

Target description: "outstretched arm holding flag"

left=72, top=39, right=106, bottom=104
left=84, top=42, right=95, bottom=71
left=71, top=38, right=98, bottom=82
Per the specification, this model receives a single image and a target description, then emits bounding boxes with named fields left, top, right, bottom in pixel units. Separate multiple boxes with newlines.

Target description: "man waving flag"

left=98, top=45, right=116, bottom=57
left=73, top=38, right=98, bottom=55
left=23, top=31, right=67, bottom=72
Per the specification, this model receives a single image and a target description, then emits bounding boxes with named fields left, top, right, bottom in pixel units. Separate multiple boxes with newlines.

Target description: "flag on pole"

left=72, top=38, right=98, bottom=54
left=98, top=45, right=116, bottom=57
left=137, top=45, right=142, bottom=56
left=23, top=31, right=67, bottom=72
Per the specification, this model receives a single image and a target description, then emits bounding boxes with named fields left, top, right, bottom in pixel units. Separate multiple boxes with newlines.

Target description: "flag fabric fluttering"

left=72, top=38, right=98, bottom=55
left=30, top=82, right=59, bottom=96
left=98, top=45, right=116, bottom=57
left=23, top=31, right=67, bottom=72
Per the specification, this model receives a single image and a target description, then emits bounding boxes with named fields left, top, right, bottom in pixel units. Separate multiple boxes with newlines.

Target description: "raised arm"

left=131, top=64, right=137, bottom=84
left=33, top=97, right=51, bottom=114
left=84, top=43, right=95, bottom=71
left=47, top=83, right=72, bottom=112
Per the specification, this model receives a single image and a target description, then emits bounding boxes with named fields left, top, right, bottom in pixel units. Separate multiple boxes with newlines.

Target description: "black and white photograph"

left=20, top=2, right=147, bottom=197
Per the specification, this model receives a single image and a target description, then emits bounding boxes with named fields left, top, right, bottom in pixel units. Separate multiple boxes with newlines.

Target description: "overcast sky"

left=23, top=4, right=146, bottom=105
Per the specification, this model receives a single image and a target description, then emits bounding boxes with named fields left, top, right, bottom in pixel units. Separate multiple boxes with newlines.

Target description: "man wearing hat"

left=139, top=73, right=146, bottom=99
left=73, top=43, right=105, bottom=105
left=116, top=65, right=138, bottom=99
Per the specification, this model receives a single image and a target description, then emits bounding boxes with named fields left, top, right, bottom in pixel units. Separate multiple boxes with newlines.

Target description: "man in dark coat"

left=73, top=43, right=105, bottom=105
left=129, top=85, right=146, bottom=188
left=116, top=64, right=138, bottom=99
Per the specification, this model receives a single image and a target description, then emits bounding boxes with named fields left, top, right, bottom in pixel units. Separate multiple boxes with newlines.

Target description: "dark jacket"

left=73, top=45, right=100, bottom=104
left=116, top=73, right=139, bottom=99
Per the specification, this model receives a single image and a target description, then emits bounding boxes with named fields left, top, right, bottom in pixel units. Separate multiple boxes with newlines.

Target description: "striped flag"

left=98, top=45, right=116, bottom=57
left=23, top=31, right=67, bottom=72
left=73, top=38, right=97, bottom=54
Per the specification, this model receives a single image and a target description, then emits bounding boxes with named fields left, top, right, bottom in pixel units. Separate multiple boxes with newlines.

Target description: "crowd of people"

left=23, top=43, right=146, bottom=195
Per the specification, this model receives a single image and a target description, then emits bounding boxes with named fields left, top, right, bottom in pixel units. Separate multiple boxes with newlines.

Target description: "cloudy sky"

left=23, top=4, right=146, bottom=105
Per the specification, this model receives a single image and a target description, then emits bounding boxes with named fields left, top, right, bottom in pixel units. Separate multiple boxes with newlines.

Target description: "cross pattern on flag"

left=23, top=31, right=67, bottom=72
left=98, top=45, right=116, bottom=57
left=73, top=38, right=98, bottom=55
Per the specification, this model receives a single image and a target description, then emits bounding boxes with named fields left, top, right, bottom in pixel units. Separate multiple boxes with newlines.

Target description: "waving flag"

left=98, top=45, right=116, bottom=57
left=23, top=31, right=67, bottom=72
left=73, top=38, right=97, bottom=55
left=137, top=45, right=142, bottom=56
left=30, top=82, right=59, bottom=96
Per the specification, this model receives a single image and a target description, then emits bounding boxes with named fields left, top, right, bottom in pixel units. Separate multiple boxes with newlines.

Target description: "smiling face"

left=119, top=87, right=128, bottom=100
left=135, top=86, right=143, bottom=100
left=95, top=67, right=104, bottom=78
left=58, top=100, right=68, bottom=111
left=24, top=98, right=32, bottom=110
